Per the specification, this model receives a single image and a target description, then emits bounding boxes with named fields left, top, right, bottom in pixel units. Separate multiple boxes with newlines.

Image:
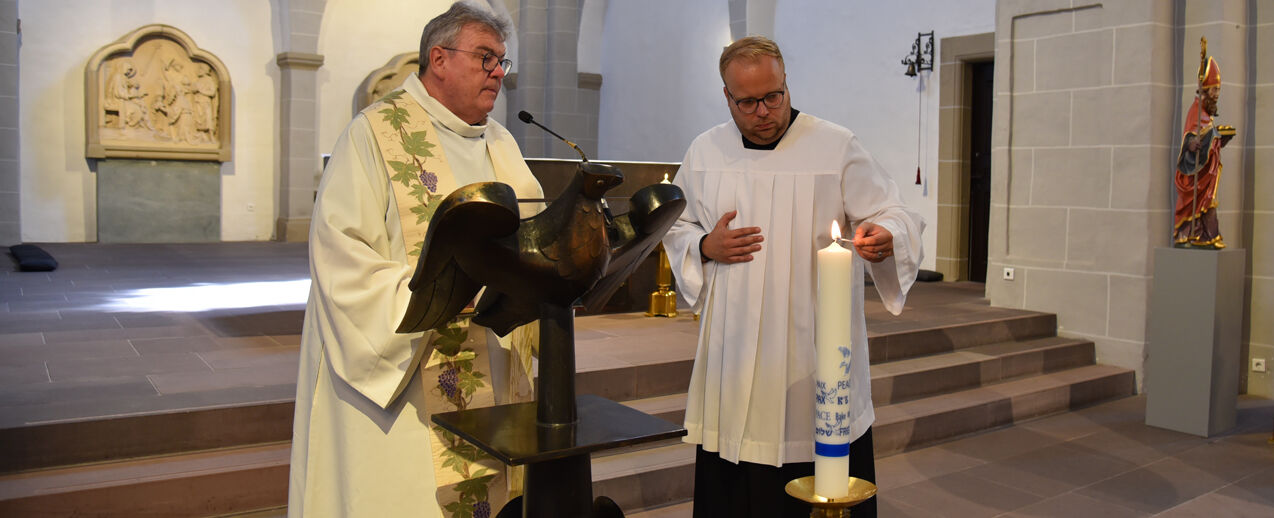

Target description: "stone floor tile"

left=1156, top=491, right=1274, bottom=517
left=10, top=279, right=76, bottom=294
left=148, top=363, right=299, bottom=395
left=267, top=334, right=302, bottom=346
left=1075, top=457, right=1230, bottom=514
left=3, top=300, right=78, bottom=312
left=0, top=376, right=158, bottom=410
left=1057, top=424, right=1203, bottom=467
left=196, top=309, right=305, bottom=337
left=873, top=443, right=986, bottom=490
left=572, top=328, right=614, bottom=341
left=212, top=335, right=289, bottom=350
left=0, top=363, right=49, bottom=387
left=0, top=314, right=121, bottom=334
left=1017, top=403, right=1138, bottom=441
left=46, top=352, right=210, bottom=382
left=874, top=494, right=934, bottom=517
left=0, top=332, right=45, bottom=346
left=114, top=312, right=200, bottom=328
left=1214, top=465, right=1274, bottom=506
left=884, top=471, right=1043, bottom=517
left=1, top=297, right=66, bottom=311
left=997, top=491, right=1148, bottom=517
left=961, top=441, right=1140, bottom=499
left=935, top=422, right=1064, bottom=463
left=1169, top=440, right=1274, bottom=483
left=0, top=339, right=138, bottom=366
left=586, top=334, right=697, bottom=365
left=130, top=336, right=220, bottom=355
left=196, top=345, right=299, bottom=370
left=42, top=323, right=210, bottom=344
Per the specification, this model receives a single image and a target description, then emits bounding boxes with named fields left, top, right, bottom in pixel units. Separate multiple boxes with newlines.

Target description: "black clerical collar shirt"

left=741, top=108, right=801, bottom=150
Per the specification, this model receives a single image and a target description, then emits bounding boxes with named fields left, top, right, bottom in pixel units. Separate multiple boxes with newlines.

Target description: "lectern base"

left=432, top=394, right=686, bottom=518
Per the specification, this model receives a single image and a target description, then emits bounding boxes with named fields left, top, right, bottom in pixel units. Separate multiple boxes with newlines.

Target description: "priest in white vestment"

left=288, top=4, right=543, bottom=517
left=663, top=37, right=924, bottom=518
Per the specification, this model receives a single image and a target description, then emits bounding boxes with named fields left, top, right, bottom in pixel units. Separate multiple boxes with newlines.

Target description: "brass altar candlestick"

left=784, top=476, right=877, bottom=518
left=646, top=245, right=678, bottom=317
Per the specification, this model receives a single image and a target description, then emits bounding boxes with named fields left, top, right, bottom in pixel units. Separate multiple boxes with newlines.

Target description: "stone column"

left=273, top=0, right=326, bottom=242
left=276, top=52, right=323, bottom=242
left=507, top=0, right=589, bottom=159
left=0, top=0, right=18, bottom=246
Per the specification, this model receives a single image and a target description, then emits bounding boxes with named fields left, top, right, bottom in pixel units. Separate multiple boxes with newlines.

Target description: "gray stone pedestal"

left=97, top=159, right=220, bottom=243
left=1145, top=247, right=1245, bottom=437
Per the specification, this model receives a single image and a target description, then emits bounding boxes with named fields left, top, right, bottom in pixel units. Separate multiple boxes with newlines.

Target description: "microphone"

left=518, top=110, right=589, bottom=162
left=518, top=110, right=618, bottom=240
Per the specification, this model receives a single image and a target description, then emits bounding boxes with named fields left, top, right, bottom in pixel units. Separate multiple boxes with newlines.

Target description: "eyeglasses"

left=726, top=88, right=785, bottom=114
left=440, top=47, right=512, bottom=73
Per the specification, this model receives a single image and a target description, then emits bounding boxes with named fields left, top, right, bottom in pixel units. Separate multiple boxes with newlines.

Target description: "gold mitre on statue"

left=1197, top=37, right=1221, bottom=89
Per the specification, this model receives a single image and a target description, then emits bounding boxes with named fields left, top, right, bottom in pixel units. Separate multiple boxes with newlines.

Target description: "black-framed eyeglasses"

left=726, top=88, right=785, bottom=114
left=440, top=47, right=512, bottom=73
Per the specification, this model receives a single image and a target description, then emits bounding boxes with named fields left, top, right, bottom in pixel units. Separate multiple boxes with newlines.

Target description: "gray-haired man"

left=288, top=3, right=543, bottom=516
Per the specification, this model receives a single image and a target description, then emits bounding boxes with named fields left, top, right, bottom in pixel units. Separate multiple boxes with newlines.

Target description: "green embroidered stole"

left=364, top=88, right=534, bottom=518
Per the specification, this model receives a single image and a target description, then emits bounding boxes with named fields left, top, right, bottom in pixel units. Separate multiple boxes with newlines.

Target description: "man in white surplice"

left=288, top=3, right=543, bottom=517
left=663, top=36, right=924, bottom=518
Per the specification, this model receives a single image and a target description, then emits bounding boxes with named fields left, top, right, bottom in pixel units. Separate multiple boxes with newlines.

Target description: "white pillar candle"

left=814, top=220, right=853, bottom=498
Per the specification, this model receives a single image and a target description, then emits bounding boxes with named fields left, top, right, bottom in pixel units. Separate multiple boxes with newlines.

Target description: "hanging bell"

left=905, top=61, right=917, bottom=77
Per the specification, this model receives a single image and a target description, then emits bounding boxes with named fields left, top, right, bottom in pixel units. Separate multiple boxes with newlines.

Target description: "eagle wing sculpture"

left=397, top=163, right=684, bottom=338
left=395, top=182, right=520, bottom=334
left=579, top=183, right=686, bottom=313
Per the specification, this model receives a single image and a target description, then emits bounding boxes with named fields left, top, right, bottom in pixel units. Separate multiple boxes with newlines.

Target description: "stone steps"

left=0, top=401, right=294, bottom=474
left=873, top=363, right=1135, bottom=456
left=0, top=442, right=290, bottom=516
left=870, top=335, right=1096, bottom=405
left=0, top=306, right=1136, bottom=516
left=586, top=363, right=1134, bottom=514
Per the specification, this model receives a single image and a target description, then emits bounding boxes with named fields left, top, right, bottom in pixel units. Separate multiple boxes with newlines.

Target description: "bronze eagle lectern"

left=400, top=160, right=687, bottom=518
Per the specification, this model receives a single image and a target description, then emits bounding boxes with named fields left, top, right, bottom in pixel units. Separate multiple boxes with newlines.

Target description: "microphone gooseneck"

left=518, top=110, right=617, bottom=238
left=517, top=110, right=589, bottom=162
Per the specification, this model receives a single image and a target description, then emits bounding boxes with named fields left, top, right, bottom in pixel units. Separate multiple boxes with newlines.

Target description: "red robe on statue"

left=1172, top=98, right=1225, bottom=248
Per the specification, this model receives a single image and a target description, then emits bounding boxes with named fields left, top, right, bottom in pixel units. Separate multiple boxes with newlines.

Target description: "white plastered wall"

left=315, top=0, right=515, bottom=158
left=596, top=0, right=731, bottom=166
left=18, top=0, right=277, bottom=241
left=596, top=0, right=997, bottom=272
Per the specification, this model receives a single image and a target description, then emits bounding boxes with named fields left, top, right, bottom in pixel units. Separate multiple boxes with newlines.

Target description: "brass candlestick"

left=646, top=245, right=677, bottom=317
left=784, top=476, right=877, bottom=518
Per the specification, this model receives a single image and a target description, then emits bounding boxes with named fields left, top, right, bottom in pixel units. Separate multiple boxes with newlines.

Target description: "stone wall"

left=988, top=0, right=1270, bottom=391
left=0, top=0, right=17, bottom=246
left=1241, top=0, right=1273, bottom=397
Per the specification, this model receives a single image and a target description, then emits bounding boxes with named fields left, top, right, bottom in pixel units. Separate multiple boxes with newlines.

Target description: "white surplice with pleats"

left=662, top=112, right=925, bottom=467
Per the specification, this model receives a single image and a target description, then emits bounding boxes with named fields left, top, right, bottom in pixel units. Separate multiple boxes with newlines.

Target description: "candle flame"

left=831, top=221, right=842, bottom=241
left=662, top=172, right=671, bottom=184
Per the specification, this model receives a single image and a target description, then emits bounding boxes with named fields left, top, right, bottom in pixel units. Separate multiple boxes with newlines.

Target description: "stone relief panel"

left=86, top=24, right=232, bottom=161
left=355, top=52, right=418, bottom=114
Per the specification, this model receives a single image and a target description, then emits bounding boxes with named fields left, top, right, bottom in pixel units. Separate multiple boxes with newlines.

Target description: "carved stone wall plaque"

left=355, top=52, right=418, bottom=114
left=85, top=24, right=232, bottom=161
